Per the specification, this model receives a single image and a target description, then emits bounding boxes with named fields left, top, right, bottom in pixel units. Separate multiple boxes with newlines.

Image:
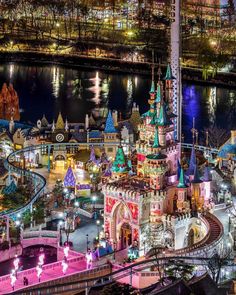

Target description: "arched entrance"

left=188, top=228, right=194, bottom=247
left=111, top=202, right=133, bottom=250
left=54, top=155, right=66, bottom=168
left=120, top=222, right=132, bottom=249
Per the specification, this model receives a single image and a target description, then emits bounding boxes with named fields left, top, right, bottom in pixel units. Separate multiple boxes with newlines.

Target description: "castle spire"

left=192, top=165, right=202, bottom=184
left=187, top=146, right=197, bottom=176
left=153, top=128, right=160, bottom=148
left=177, top=167, right=187, bottom=188
left=55, top=112, right=65, bottom=130
left=202, top=164, right=212, bottom=182
left=155, top=84, right=162, bottom=104
left=157, top=103, right=171, bottom=126
left=164, top=63, right=175, bottom=80
left=104, top=110, right=117, bottom=133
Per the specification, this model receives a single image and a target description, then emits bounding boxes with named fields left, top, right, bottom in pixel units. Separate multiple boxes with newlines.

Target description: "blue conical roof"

left=191, top=165, right=202, bottom=184
left=202, top=165, right=212, bottom=182
left=177, top=159, right=181, bottom=179
left=104, top=110, right=117, bottom=133
left=186, top=146, right=197, bottom=176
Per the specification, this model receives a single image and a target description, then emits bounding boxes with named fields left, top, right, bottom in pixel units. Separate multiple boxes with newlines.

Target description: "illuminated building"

left=103, top=65, right=214, bottom=253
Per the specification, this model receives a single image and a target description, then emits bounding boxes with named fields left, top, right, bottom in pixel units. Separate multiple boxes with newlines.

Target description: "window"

left=108, top=147, right=113, bottom=153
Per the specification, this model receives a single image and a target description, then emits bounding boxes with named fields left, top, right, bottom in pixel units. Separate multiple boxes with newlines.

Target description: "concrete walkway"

left=0, top=258, right=87, bottom=294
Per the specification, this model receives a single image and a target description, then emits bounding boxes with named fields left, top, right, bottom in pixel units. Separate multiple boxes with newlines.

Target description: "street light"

left=86, top=234, right=89, bottom=252
left=96, top=220, right=100, bottom=240
left=113, top=241, right=117, bottom=260
left=92, top=195, right=97, bottom=219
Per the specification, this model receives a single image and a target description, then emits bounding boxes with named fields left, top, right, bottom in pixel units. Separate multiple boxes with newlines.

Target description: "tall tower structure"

left=170, top=0, right=181, bottom=141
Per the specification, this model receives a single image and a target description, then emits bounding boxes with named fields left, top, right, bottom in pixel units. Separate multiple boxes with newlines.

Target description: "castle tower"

left=187, top=146, right=197, bottom=177
left=191, top=165, right=203, bottom=211
left=202, top=164, right=212, bottom=208
left=103, top=110, right=119, bottom=158
left=176, top=167, right=189, bottom=212
left=164, top=64, right=175, bottom=111
left=157, top=103, right=172, bottom=147
left=52, top=112, right=68, bottom=142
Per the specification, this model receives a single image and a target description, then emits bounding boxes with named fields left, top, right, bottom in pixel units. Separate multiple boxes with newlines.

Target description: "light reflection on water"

left=0, top=63, right=235, bottom=142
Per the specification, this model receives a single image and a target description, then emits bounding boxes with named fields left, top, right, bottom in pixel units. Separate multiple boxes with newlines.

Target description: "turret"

left=9, top=117, right=14, bottom=134
left=176, top=167, right=189, bottom=212
left=164, top=63, right=175, bottom=110
left=85, top=114, right=89, bottom=130
left=156, top=103, right=171, bottom=147
left=52, top=121, right=55, bottom=132
left=186, top=146, right=196, bottom=177
left=65, top=119, right=69, bottom=132
left=191, top=165, right=203, bottom=211
left=146, top=151, right=167, bottom=190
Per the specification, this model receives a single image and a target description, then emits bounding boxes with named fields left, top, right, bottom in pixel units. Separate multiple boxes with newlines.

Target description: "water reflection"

left=0, top=62, right=235, bottom=143
left=208, top=87, right=216, bottom=124
left=52, top=66, right=60, bottom=98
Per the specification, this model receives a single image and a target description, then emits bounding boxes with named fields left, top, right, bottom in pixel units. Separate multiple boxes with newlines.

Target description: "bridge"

left=21, top=230, right=59, bottom=249
left=5, top=255, right=234, bottom=295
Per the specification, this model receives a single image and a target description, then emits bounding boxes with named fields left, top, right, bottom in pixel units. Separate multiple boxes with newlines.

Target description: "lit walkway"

left=0, top=258, right=87, bottom=294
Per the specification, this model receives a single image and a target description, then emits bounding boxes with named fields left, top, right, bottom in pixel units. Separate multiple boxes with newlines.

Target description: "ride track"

left=10, top=255, right=234, bottom=295
left=0, top=142, right=219, bottom=219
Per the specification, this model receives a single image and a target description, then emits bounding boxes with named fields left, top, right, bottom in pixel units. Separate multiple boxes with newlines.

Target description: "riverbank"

left=0, top=50, right=236, bottom=88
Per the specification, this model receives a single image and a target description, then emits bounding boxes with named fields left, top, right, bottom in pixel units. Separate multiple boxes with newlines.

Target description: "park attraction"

left=0, top=1, right=235, bottom=294
left=0, top=63, right=235, bottom=294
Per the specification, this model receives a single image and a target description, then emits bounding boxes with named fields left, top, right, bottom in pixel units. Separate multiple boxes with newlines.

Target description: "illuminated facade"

left=103, top=66, right=214, bottom=253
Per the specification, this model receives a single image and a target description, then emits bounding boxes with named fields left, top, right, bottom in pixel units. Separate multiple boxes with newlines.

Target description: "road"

left=61, top=215, right=103, bottom=253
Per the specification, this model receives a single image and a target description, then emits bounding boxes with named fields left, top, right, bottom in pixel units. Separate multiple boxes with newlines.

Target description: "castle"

left=0, top=83, right=20, bottom=121
left=103, top=65, right=214, bottom=253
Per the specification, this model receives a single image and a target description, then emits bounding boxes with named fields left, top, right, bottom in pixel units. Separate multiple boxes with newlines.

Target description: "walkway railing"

left=174, top=212, right=224, bottom=256
left=22, top=230, right=58, bottom=239
left=11, top=256, right=234, bottom=295
left=181, top=143, right=219, bottom=155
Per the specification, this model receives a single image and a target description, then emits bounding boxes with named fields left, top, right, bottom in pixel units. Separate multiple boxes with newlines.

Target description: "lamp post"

left=228, top=213, right=231, bottom=233
left=113, top=241, right=117, bottom=260
left=56, top=22, right=60, bottom=42
left=92, top=195, right=97, bottom=219
left=96, top=220, right=100, bottom=241
left=86, top=234, right=89, bottom=252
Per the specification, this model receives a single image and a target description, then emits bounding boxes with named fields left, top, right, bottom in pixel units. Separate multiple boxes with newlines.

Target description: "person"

left=23, top=277, right=27, bottom=286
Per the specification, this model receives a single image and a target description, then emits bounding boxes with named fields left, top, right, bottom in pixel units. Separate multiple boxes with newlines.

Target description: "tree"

left=206, top=249, right=231, bottom=284
left=165, top=259, right=195, bottom=282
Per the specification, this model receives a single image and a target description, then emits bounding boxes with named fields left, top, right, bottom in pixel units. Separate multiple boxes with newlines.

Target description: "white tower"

left=170, top=0, right=181, bottom=141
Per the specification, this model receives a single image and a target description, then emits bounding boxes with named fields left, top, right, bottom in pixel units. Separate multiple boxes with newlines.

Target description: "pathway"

left=0, top=258, right=87, bottom=294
